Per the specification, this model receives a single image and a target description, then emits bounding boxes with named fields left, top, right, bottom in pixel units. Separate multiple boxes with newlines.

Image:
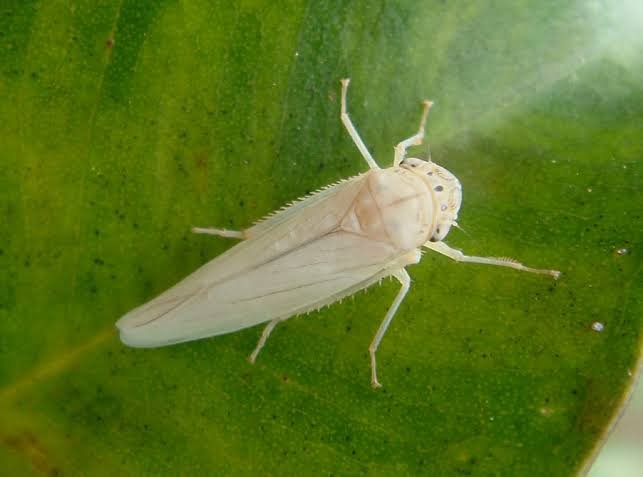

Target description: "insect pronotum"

left=117, top=79, right=560, bottom=388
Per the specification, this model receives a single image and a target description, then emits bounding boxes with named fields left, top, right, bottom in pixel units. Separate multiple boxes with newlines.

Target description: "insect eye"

left=434, top=185, right=444, bottom=192
left=430, top=222, right=453, bottom=242
left=427, top=171, right=433, bottom=176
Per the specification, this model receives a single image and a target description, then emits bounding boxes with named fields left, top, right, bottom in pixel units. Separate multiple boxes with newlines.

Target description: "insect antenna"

left=425, top=137, right=433, bottom=163
left=452, top=221, right=470, bottom=237
left=424, top=103, right=435, bottom=163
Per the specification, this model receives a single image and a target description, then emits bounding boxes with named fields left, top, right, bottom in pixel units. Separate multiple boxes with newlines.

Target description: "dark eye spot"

left=411, top=163, right=417, bottom=168
left=434, top=185, right=444, bottom=192
left=427, top=171, right=433, bottom=176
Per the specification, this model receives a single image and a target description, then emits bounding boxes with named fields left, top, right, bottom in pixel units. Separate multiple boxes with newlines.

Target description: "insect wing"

left=118, top=231, right=402, bottom=347
left=116, top=173, right=393, bottom=346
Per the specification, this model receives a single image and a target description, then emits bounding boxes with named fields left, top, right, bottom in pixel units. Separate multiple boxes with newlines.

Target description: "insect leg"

left=369, top=268, right=411, bottom=388
left=340, top=78, right=379, bottom=170
left=393, top=100, right=433, bottom=167
left=191, top=227, right=245, bottom=240
left=248, top=318, right=280, bottom=363
left=424, top=241, right=560, bottom=279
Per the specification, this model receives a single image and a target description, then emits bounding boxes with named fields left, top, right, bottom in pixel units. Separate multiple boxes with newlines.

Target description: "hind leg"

left=248, top=319, right=280, bottom=363
left=191, top=227, right=245, bottom=239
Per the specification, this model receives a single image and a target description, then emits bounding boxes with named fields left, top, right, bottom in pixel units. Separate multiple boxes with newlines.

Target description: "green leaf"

left=1, top=1, right=641, bottom=475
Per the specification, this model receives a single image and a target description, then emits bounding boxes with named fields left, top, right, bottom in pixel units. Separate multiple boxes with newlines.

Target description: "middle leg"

left=340, top=78, right=379, bottom=170
left=369, top=268, right=411, bottom=388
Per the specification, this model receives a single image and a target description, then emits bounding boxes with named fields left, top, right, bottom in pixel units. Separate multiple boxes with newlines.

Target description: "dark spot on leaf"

left=3, top=432, right=59, bottom=476
left=195, top=153, right=208, bottom=169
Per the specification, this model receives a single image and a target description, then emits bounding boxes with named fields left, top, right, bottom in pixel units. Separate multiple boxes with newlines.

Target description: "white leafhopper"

left=116, top=79, right=560, bottom=388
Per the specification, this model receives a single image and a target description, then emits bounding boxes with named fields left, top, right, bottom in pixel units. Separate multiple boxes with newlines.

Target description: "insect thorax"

left=339, top=168, right=436, bottom=251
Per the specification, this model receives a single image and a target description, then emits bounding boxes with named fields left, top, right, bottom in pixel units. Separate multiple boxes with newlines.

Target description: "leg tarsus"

left=369, top=268, right=411, bottom=388
left=248, top=318, right=280, bottom=363
left=192, top=227, right=245, bottom=240
left=424, top=240, right=560, bottom=279
left=340, top=78, right=379, bottom=170
left=394, top=100, right=433, bottom=167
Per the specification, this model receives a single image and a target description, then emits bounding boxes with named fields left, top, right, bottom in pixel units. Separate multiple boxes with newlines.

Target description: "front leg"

left=393, top=100, right=433, bottom=167
left=424, top=240, right=560, bottom=279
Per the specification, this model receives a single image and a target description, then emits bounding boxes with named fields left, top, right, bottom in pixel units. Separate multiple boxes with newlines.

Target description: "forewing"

left=244, top=174, right=365, bottom=238
left=117, top=174, right=374, bottom=343
left=118, top=232, right=402, bottom=347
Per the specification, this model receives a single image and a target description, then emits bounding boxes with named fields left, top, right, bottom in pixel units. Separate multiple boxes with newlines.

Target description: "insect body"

left=116, top=79, right=559, bottom=388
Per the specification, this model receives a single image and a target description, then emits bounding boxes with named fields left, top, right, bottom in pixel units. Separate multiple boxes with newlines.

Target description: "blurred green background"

left=1, top=0, right=641, bottom=475
left=590, top=380, right=643, bottom=477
